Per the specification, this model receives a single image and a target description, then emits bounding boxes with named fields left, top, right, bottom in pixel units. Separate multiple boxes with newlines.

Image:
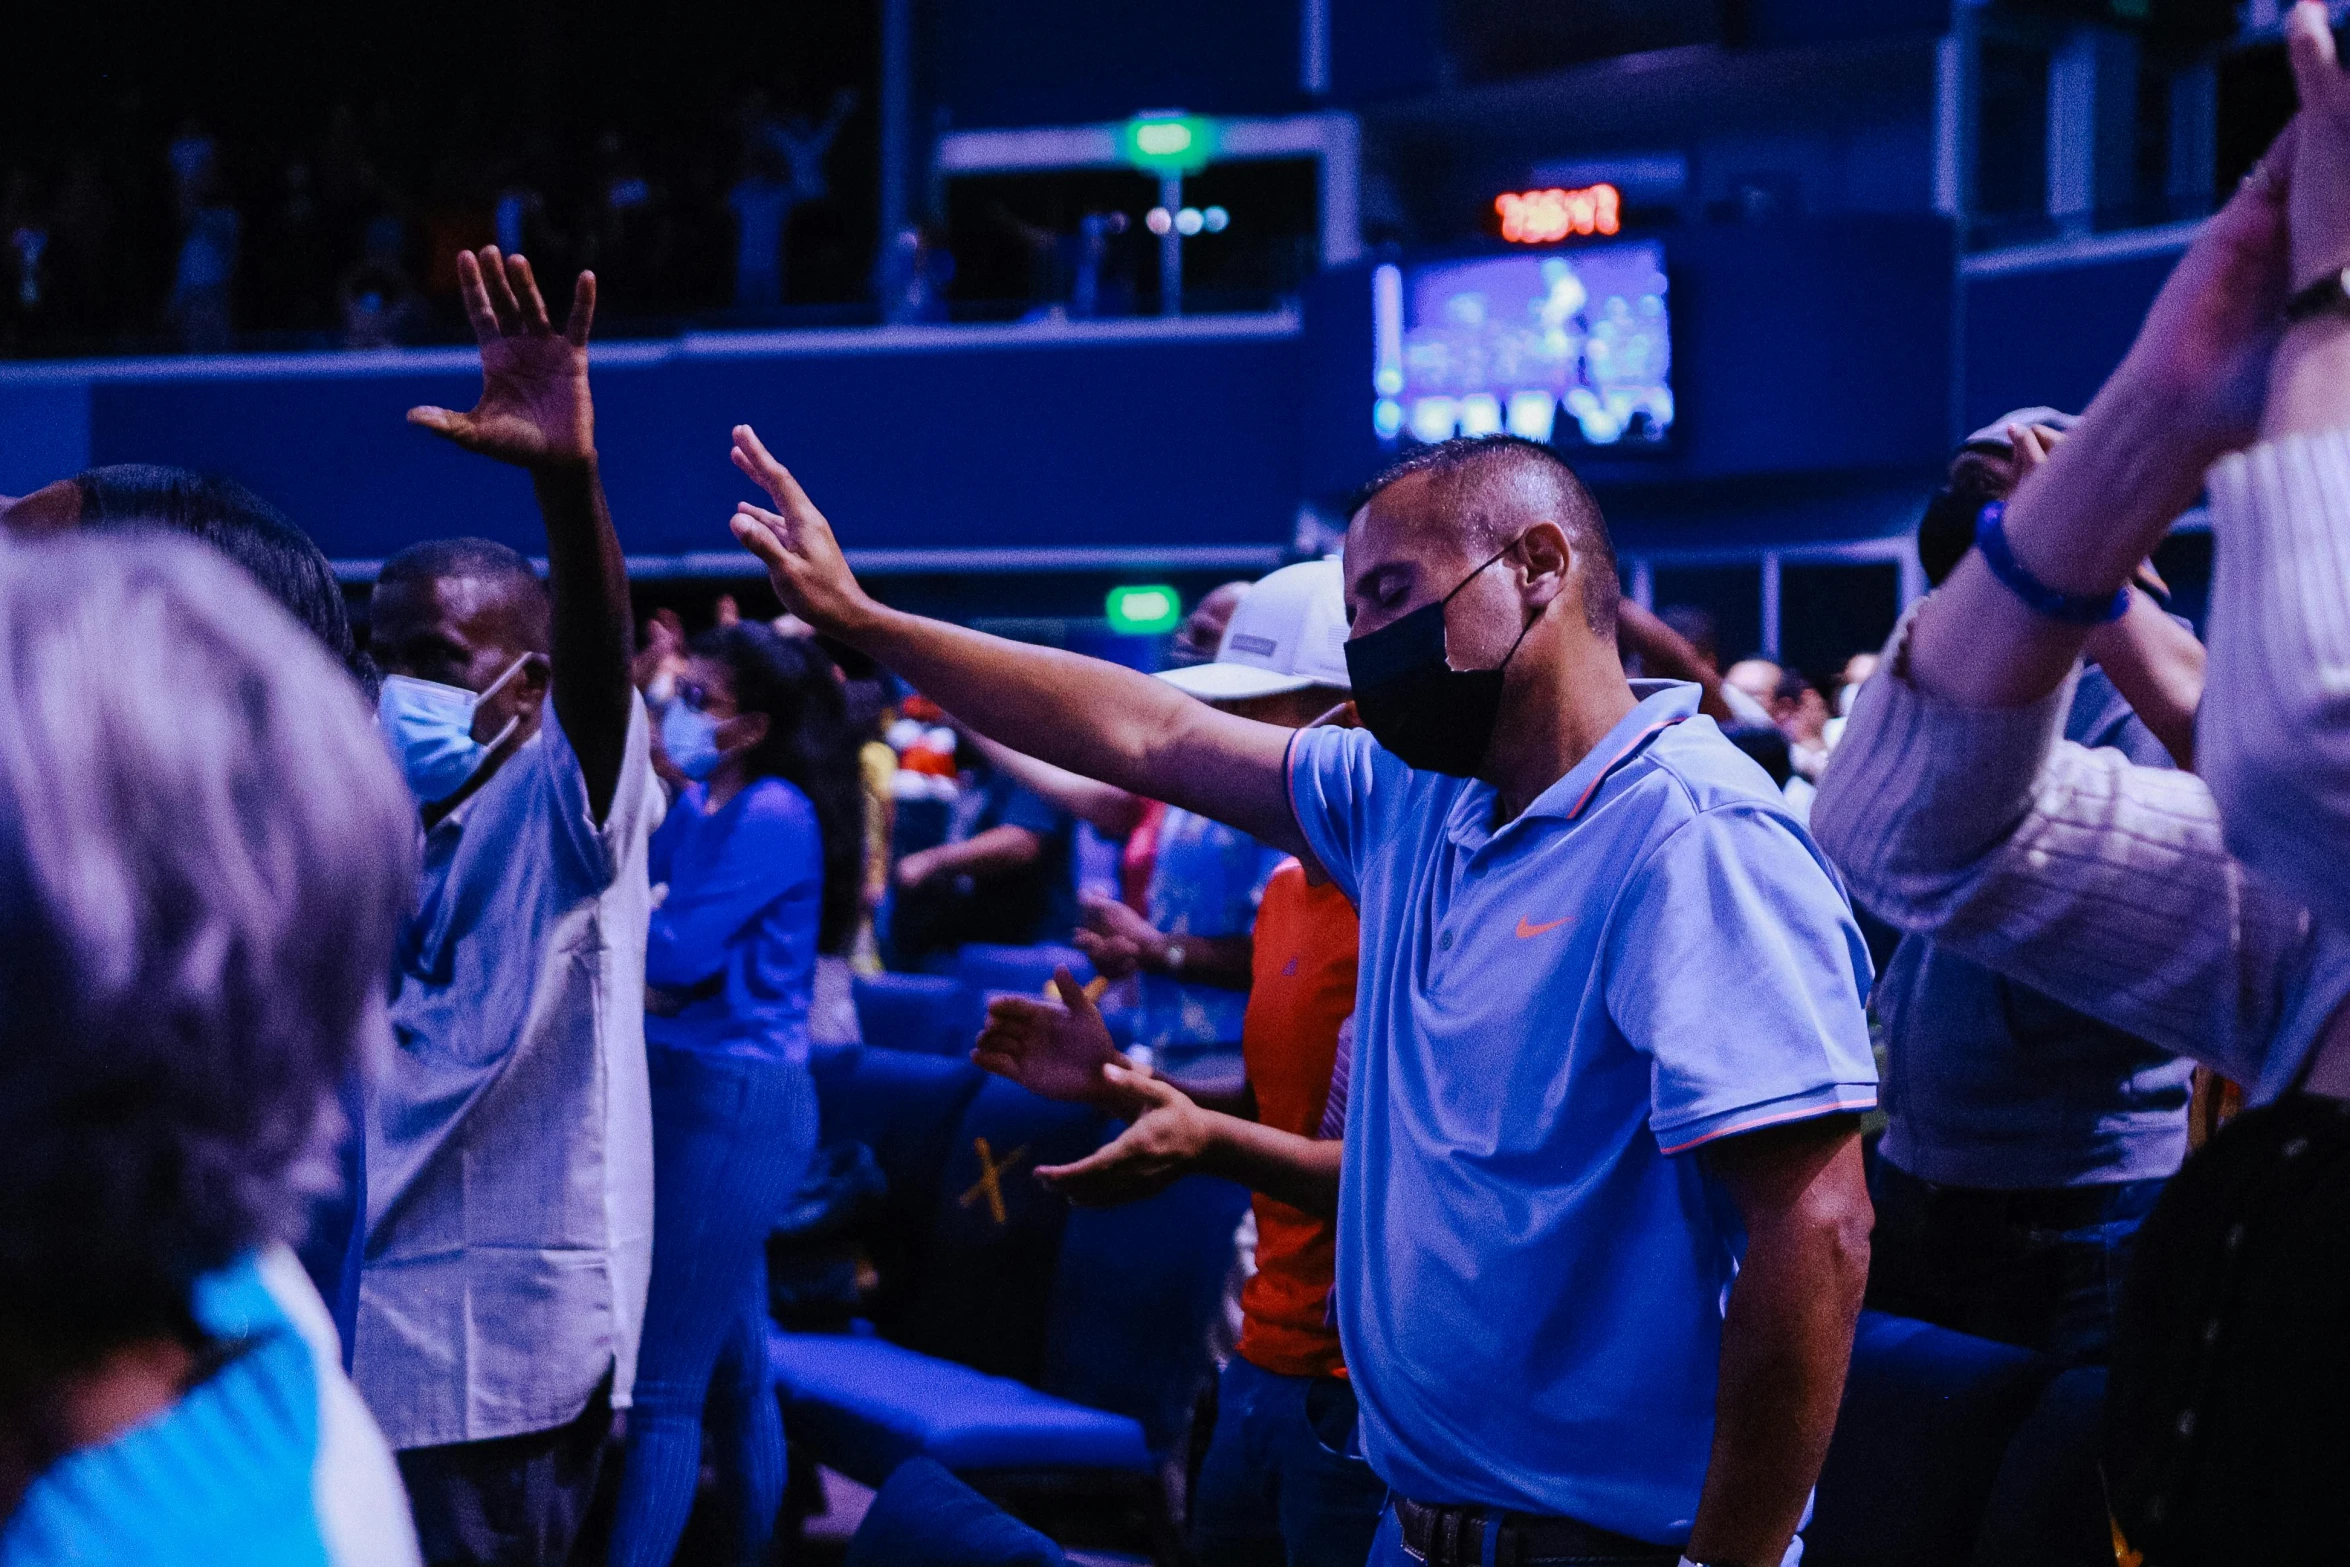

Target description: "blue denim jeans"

left=610, top=1043, right=818, bottom=1567
left=1193, top=1354, right=1389, bottom=1567
left=1866, top=1159, right=2167, bottom=1366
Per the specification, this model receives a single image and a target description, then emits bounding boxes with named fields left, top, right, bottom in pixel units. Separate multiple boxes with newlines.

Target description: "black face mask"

left=1344, top=537, right=1537, bottom=776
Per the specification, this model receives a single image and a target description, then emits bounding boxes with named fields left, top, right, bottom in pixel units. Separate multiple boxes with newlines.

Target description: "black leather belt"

left=1881, top=1162, right=2153, bottom=1230
left=1394, top=1496, right=1679, bottom=1566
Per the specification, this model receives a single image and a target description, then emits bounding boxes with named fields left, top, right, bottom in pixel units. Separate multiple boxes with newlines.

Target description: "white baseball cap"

left=1962, top=406, right=2077, bottom=453
left=1158, top=559, right=1351, bottom=701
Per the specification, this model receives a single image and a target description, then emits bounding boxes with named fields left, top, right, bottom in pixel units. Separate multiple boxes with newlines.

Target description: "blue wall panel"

left=1962, top=245, right=2183, bottom=432
left=74, top=325, right=1305, bottom=563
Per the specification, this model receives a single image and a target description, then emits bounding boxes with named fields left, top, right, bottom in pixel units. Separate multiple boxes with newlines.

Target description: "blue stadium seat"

left=954, top=944, right=1095, bottom=1000
left=892, top=1076, right=1108, bottom=1382
left=1043, top=1175, right=1253, bottom=1454
left=775, top=1066, right=1237, bottom=1561
left=842, top=1457, right=1068, bottom=1567
left=1806, top=1312, right=2058, bottom=1567
left=853, top=971, right=984, bottom=1056
left=772, top=1329, right=1152, bottom=1484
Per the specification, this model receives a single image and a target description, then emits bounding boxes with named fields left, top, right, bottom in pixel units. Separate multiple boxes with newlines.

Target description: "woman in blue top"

left=611, top=623, right=863, bottom=1567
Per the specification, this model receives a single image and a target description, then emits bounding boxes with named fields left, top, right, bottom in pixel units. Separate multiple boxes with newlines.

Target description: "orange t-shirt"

left=1234, top=858, right=1359, bottom=1381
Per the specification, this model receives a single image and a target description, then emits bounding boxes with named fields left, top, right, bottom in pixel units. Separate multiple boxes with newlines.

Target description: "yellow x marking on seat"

left=959, top=1137, right=1030, bottom=1226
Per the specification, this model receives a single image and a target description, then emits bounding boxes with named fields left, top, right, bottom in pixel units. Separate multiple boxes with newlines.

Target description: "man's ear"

left=1514, top=521, right=1573, bottom=610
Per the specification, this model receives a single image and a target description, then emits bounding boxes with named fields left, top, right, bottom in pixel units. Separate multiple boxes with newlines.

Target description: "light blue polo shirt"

left=1288, top=679, right=1876, bottom=1544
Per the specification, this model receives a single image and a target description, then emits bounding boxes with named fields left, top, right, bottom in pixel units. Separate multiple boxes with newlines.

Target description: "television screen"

left=1372, top=242, right=1672, bottom=453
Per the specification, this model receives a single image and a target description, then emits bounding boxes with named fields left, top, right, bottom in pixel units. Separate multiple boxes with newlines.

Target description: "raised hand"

left=2286, top=1, right=2350, bottom=294
left=1034, top=1067, right=1212, bottom=1207
left=728, top=424, right=877, bottom=638
left=408, top=248, right=596, bottom=471
left=973, top=968, right=1134, bottom=1109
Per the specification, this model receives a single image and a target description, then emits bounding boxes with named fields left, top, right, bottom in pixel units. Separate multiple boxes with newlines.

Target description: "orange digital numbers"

left=1495, top=184, right=1622, bottom=243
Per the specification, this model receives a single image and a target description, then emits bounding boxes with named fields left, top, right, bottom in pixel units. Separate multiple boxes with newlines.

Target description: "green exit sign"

left=1120, top=115, right=1219, bottom=173
left=1106, top=584, right=1182, bottom=634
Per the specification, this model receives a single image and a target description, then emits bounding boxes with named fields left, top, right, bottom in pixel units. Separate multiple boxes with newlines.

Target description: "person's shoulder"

left=1292, top=722, right=1452, bottom=805
left=1642, top=717, right=1806, bottom=823
left=739, top=774, right=818, bottom=824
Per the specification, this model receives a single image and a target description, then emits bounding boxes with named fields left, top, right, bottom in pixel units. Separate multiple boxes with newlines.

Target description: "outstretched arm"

left=954, top=726, right=1148, bottom=839
left=976, top=976, right=1340, bottom=1213
left=1616, top=600, right=1737, bottom=725
left=2200, top=4, right=2350, bottom=928
left=726, top=425, right=1307, bottom=859
left=1903, top=121, right=2295, bottom=717
left=409, top=247, right=634, bottom=819
left=1038, top=1067, right=1343, bottom=1216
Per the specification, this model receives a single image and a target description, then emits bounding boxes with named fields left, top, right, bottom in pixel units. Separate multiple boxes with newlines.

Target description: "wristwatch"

left=2285, top=264, right=2350, bottom=324
left=1162, top=941, right=1186, bottom=974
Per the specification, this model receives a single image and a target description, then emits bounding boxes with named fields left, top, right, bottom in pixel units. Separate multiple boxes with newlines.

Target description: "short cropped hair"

left=76, top=464, right=375, bottom=694
left=1917, top=449, right=2011, bottom=589
left=1353, top=435, right=1620, bottom=636
left=379, top=536, right=553, bottom=650
left=0, top=535, right=414, bottom=1380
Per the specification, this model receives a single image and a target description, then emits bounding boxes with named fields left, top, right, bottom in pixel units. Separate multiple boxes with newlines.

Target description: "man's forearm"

left=1617, top=601, right=1735, bottom=725
left=1688, top=1122, right=1870, bottom=1567
left=1684, top=1208, right=1867, bottom=1565
left=1908, top=382, right=2194, bottom=713
left=1198, top=1117, right=1342, bottom=1217
left=841, top=603, right=1306, bottom=858
left=917, top=824, right=1042, bottom=882
left=960, top=729, right=1147, bottom=838
left=537, top=460, right=635, bottom=820
left=2083, top=590, right=2204, bottom=769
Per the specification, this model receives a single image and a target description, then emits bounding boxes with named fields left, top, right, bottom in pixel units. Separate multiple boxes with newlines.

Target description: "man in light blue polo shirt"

left=725, top=426, right=1876, bottom=1567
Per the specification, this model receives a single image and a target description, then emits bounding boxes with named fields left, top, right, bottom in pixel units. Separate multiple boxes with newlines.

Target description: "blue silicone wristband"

left=1972, top=502, right=2129, bottom=625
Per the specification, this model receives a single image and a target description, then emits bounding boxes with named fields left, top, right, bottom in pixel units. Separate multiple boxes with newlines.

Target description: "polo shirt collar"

left=1444, top=680, right=1702, bottom=851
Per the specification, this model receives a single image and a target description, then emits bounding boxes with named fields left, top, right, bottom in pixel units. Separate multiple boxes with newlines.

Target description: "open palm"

left=973, top=968, right=1128, bottom=1108
left=408, top=247, right=597, bottom=471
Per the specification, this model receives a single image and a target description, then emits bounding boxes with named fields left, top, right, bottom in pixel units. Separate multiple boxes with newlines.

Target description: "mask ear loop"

left=1438, top=531, right=1543, bottom=676
left=472, top=653, right=536, bottom=756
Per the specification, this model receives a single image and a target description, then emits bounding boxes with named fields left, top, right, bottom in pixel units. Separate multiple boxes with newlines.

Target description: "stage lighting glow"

left=1106, top=584, right=1183, bottom=634
left=1202, top=206, right=1230, bottom=232
left=1121, top=115, right=1220, bottom=172
left=1175, top=207, right=1204, bottom=236
left=1146, top=207, right=1174, bottom=235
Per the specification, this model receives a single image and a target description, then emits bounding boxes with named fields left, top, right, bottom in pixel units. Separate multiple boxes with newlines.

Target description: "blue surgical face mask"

left=377, top=655, right=531, bottom=805
left=660, top=700, right=723, bottom=782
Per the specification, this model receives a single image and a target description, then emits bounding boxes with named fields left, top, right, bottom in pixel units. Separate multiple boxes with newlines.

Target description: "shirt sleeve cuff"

left=1654, top=1083, right=1880, bottom=1156
left=1810, top=604, right=2076, bottom=915
left=1284, top=726, right=1353, bottom=902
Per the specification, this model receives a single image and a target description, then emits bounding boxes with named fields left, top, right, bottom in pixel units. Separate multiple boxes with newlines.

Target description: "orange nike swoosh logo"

left=1516, top=916, right=1573, bottom=938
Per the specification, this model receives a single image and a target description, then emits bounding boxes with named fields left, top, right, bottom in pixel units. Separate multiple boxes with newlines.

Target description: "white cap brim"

left=1157, top=662, right=1324, bottom=700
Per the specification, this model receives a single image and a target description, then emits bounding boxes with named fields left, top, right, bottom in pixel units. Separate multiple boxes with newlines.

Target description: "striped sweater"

left=1813, top=428, right=2350, bottom=1105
